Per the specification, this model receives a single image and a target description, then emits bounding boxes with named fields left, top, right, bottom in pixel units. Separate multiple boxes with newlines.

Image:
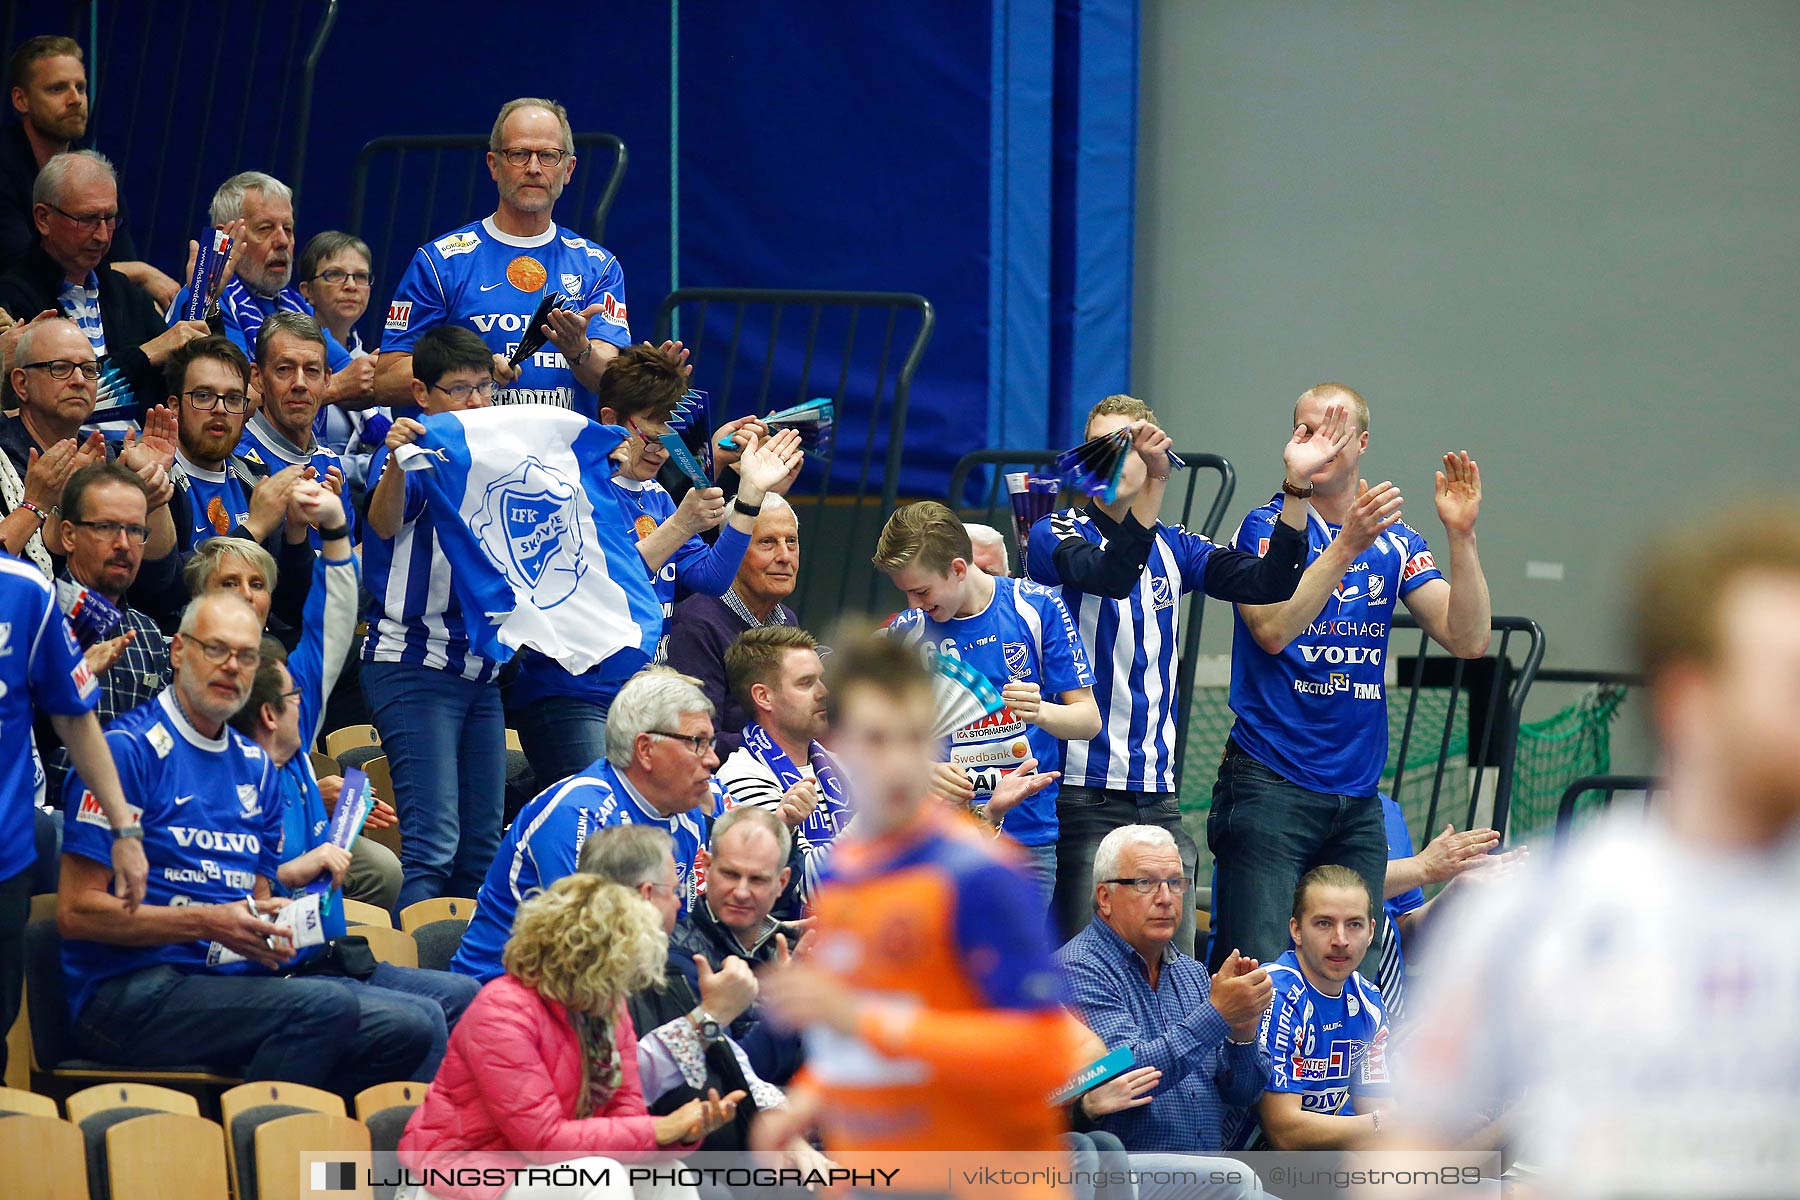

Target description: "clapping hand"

left=1283, top=402, right=1353, bottom=485
left=988, top=757, right=1059, bottom=821
left=1338, top=479, right=1403, bottom=556
left=1208, top=949, right=1273, bottom=1040
left=1414, top=824, right=1501, bottom=885
left=1435, top=451, right=1482, bottom=536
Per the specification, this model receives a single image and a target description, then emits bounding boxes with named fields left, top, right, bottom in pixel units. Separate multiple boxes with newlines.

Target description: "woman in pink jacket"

left=400, top=874, right=744, bottom=1200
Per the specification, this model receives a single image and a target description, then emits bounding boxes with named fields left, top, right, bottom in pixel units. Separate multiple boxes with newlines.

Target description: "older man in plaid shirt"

left=42, top=462, right=172, bottom=801
left=1058, top=824, right=1273, bottom=1153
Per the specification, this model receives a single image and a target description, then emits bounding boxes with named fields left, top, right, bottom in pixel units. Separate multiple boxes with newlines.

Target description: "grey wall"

left=1135, top=0, right=1800, bottom=770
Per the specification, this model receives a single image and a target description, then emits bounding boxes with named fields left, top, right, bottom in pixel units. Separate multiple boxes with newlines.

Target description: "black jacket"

left=626, top=961, right=759, bottom=1152
left=0, top=237, right=167, bottom=417
left=0, top=123, right=139, bottom=268
left=669, top=899, right=806, bottom=1086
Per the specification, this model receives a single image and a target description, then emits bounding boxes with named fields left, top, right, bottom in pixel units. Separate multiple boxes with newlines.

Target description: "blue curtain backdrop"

left=5, top=0, right=1135, bottom=496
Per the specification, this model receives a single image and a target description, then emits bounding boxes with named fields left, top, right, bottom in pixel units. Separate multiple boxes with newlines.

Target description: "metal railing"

left=1555, top=773, right=1660, bottom=841
left=348, top=132, right=628, bottom=316
left=1388, top=614, right=1547, bottom=840
left=652, top=288, right=935, bottom=623
left=946, top=448, right=1236, bottom=790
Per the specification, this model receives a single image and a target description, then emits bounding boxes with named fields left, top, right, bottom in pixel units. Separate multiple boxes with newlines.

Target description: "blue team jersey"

left=1226, top=496, right=1444, bottom=796
left=360, top=444, right=498, bottom=683
left=169, top=278, right=355, bottom=373
left=1381, top=793, right=1424, bottom=958
left=885, top=577, right=1095, bottom=848
left=0, top=558, right=99, bottom=880
left=378, top=217, right=630, bottom=418
left=1026, top=508, right=1215, bottom=793
left=1231, top=949, right=1391, bottom=1149
left=173, top=450, right=253, bottom=550
left=508, top=472, right=749, bottom=711
left=452, top=759, right=724, bottom=982
left=236, top=413, right=357, bottom=546
left=60, top=690, right=285, bottom=1018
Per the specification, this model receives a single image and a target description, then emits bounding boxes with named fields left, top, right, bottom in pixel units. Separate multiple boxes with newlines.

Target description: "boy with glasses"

left=372, top=97, right=633, bottom=417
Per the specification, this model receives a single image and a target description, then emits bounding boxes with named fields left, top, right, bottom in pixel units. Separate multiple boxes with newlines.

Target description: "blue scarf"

left=741, top=722, right=849, bottom=845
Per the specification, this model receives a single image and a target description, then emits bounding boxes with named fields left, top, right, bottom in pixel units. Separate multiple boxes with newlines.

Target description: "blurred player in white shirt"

left=1392, top=506, right=1800, bottom=1198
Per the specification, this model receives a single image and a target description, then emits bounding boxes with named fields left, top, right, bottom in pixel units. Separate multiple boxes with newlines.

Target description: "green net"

left=1176, top=678, right=1626, bottom=870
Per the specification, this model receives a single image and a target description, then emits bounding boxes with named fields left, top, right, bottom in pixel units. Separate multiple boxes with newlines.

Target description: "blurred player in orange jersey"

left=755, top=632, right=1086, bottom=1158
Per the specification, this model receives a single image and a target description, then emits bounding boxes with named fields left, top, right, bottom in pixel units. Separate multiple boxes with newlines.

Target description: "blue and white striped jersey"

left=1026, top=507, right=1215, bottom=792
left=451, top=758, right=725, bottom=982
left=360, top=443, right=498, bottom=683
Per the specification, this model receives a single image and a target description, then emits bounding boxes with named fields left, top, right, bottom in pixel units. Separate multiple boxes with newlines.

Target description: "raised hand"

left=0, top=309, right=57, bottom=378
left=1413, top=824, right=1501, bottom=885
left=247, top=465, right=306, bottom=540
left=653, top=339, right=693, bottom=377
left=123, top=405, right=179, bottom=472
left=1435, top=450, right=1482, bottom=536
left=1283, top=401, right=1353, bottom=484
left=1082, top=1065, right=1163, bottom=1117
left=1130, top=420, right=1174, bottom=480
left=695, top=953, right=759, bottom=1024
left=545, top=303, right=599, bottom=359
left=324, top=354, right=378, bottom=404
left=672, top=484, right=728, bottom=538
left=491, top=353, right=522, bottom=386
left=289, top=478, right=341, bottom=530
left=776, top=779, right=820, bottom=829
left=23, top=440, right=84, bottom=512
left=1209, top=949, right=1273, bottom=1039
left=385, top=417, right=427, bottom=451
left=711, top=416, right=767, bottom=472
left=988, top=757, right=1059, bottom=820
left=735, top=428, right=805, bottom=498
left=1337, top=479, right=1403, bottom=557
left=84, top=630, right=137, bottom=677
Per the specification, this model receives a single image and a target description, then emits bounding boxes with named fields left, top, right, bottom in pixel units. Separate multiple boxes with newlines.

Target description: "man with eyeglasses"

left=39, top=462, right=174, bottom=804
left=372, top=97, right=632, bottom=418
left=1, top=36, right=178, bottom=306
left=450, top=668, right=726, bottom=984
left=0, top=316, right=183, bottom=580
left=0, top=150, right=209, bottom=427
left=1057, top=824, right=1273, bottom=1154
left=237, top=311, right=356, bottom=546
left=57, top=590, right=440, bottom=1098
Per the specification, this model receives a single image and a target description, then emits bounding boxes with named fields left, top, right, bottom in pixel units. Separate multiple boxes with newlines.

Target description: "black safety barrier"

left=1555, top=773, right=1660, bottom=841
left=946, top=448, right=1235, bottom=791
left=348, top=132, right=627, bottom=316
left=652, top=288, right=935, bottom=624
left=1389, top=614, right=1546, bottom=840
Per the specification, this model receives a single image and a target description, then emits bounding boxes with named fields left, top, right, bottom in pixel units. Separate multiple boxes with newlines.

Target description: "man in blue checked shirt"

left=1058, top=825, right=1272, bottom=1153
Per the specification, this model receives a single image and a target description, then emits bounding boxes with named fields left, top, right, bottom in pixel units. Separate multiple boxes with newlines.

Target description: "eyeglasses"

left=626, top=416, right=672, bottom=443
left=281, top=686, right=304, bottom=702
left=1103, top=877, right=1190, bottom=896
left=21, top=359, right=101, bottom=381
left=431, top=380, right=497, bottom=403
left=647, top=730, right=716, bottom=757
left=45, top=203, right=123, bottom=232
left=303, top=268, right=372, bottom=287
left=497, top=147, right=569, bottom=168
left=182, top=388, right=251, bottom=414
left=185, top=637, right=261, bottom=670
left=67, top=519, right=151, bottom=545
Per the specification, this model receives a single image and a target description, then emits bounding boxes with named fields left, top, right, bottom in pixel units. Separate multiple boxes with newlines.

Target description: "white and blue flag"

left=393, top=405, right=661, bottom=674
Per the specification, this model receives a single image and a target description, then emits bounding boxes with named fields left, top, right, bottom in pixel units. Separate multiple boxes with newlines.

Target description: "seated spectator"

left=295, top=230, right=386, bottom=493
left=0, top=150, right=208, bottom=423
left=666, top=494, right=801, bottom=756
left=219, top=482, right=396, bottom=907
left=1, top=316, right=183, bottom=575
left=40, top=462, right=173, bottom=802
left=400, top=872, right=730, bottom=1198
left=361, top=327, right=505, bottom=908
left=169, top=172, right=376, bottom=413
left=237, top=311, right=357, bottom=544
left=57, top=592, right=440, bottom=1097
left=965, top=521, right=1010, bottom=577
left=669, top=806, right=806, bottom=1084
left=580, top=827, right=823, bottom=1163
left=1058, top=825, right=1272, bottom=1153
left=1230, top=864, right=1391, bottom=1151
left=1, top=37, right=178, bottom=305
left=452, top=669, right=726, bottom=984
left=508, top=343, right=802, bottom=787
left=0, top=541, right=146, bottom=1084
left=715, top=625, right=847, bottom=909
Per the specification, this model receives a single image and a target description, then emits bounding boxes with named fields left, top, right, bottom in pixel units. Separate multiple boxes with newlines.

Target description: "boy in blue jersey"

left=1209, top=382, right=1493, bottom=972
left=57, top=593, right=436, bottom=1096
left=874, top=500, right=1099, bottom=909
left=1233, top=865, right=1391, bottom=1150
left=0, top=551, right=146, bottom=1082
left=372, top=98, right=632, bottom=417
left=237, top=312, right=356, bottom=545
left=507, top=343, right=803, bottom=787
left=361, top=327, right=509, bottom=909
left=452, top=669, right=726, bottom=983
left=1028, top=394, right=1351, bottom=949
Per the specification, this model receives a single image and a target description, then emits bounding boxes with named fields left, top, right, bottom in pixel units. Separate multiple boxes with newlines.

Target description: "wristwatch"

left=112, top=823, right=144, bottom=840
left=688, top=1006, right=724, bottom=1043
left=1281, top=479, right=1315, bottom=499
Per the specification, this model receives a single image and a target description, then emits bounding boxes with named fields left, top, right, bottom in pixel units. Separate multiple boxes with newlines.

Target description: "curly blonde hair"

left=502, top=874, right=667, bottom=1015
